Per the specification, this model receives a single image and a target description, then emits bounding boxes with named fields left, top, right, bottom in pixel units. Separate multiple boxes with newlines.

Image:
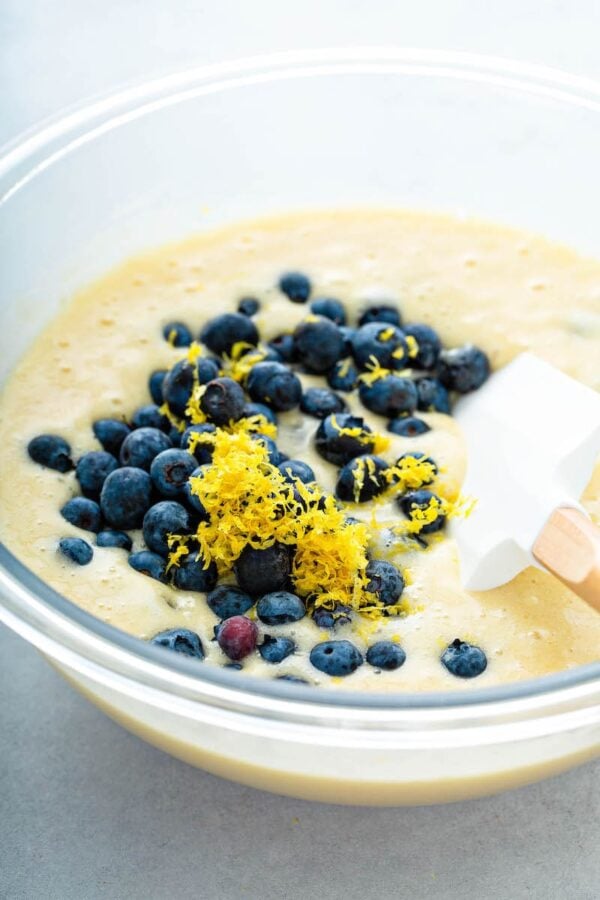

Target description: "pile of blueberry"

left=26, top=269, right=490, bottom=681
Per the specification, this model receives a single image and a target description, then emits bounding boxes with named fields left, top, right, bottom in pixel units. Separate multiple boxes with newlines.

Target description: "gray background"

left=1, top=2, right=599, bottom=898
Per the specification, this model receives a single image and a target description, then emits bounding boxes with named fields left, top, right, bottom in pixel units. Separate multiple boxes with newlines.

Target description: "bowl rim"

left=1, top=46, right=599, bottom=719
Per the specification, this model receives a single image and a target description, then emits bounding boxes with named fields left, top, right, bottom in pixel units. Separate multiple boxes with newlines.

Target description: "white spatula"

left=451, top=353, right=600, bottom=610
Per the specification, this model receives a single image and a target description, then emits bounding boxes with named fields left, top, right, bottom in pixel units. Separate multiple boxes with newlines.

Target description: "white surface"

left=1, top=3, right=600, bottom=899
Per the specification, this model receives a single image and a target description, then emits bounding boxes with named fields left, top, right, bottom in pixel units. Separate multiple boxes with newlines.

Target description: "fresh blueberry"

left=279, top=271, right=311, bottom=303
left=131, top=404, right=170, bottom=432
left=197, top=357, right=222, bottom=384
left=278, top=459, right=315, bottom=484
left=403, top=323, right=442, bottom=370
left=200, top=377, right=246, bottom=424
left=151, top=628, right=204, bottom=658
left=181, top=423, right=216, bottom=464
left=366, top=641, right=406, bottom=670
left=314, top=413, right=375, bottom=466
left=96, top=529, right=132, bottom=551
left=388, top=415, right=431, bottom=437
left=359, top=375, right=418, bottom=417
left=206, top=584, right=254, bottom=619
left=58, top=536, right=93, bottom=565
left=182, top=465, right=209, bottom=516
left=217, top=615, right=258, bottom=660
left=100, top=467, right=153, bottom=529
left=293, top=317, right=344, bottom=373
left=358, top=304, right=402, bottom=327
left=276, top=674, right=310, bottom=684
left=338, top=326, right=356, bottom=357
left=300, top=387, right=347, bottom=419
left=172, top=556, right=218, bottom=592
left=142, top=501, right=190, bottom=557
left=75, top=451, right=118, bottom=498
left=234, top=542, right=292, bottom=596
left=312, top=605, right=352, bottom=629
left=351, top=322, right=409, bottom=370
left=250, top=433, right=284, bottom=465
left=441, top=639, right=487, bottom=678
left=148, top=369, right=167, bottom=405
left=310, top=297, right=346, bottom=325
left=397, top=489, right=446, bottom=534
left=267, top=334, right=296, bottom=363
left=256, top=591, right=305, bottom=625
left=327, top=359, right=360, bottom=392
left=395, top=451, right=438, bottom=485
left=246, top=362, right=302, bottom=411
left=414, top=376, right=451, bottom=414
left=150, top=448, right=197, bottom=498
left=27, top=434, right=73, bottom=472
left=336, top=455, right=389, bottom=503
left=243, top=402, right=278, bottom=427
left=168, top=427, right=183, bottom=448
left=163, top=321, right=192, bottom=347
left=128, top=550, right=167, bottom=582
left=310, top=640, right=363, bottom=676
left=162, top=360, right=195, bottom=417
left=259, top=635, right=296, bottom=663
left=61, top=497, right=102, bottom=533
left=238, top=297, right=260, bottom=316
left=200, top=313, right=259, bottom=356
left=365, top=559, right=405, bottom=606
left=437, top=345, right=490, bottom=393
left=93, top=419, right=131, bottom=455
left=119, top=427, right=172, bottom=470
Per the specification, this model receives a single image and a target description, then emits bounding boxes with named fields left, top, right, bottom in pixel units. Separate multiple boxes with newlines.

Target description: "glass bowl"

left=1, top=48, right=599, bottom=805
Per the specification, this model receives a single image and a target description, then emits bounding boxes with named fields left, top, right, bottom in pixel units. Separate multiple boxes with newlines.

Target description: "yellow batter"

left=0, top=209, right=598, bottom=691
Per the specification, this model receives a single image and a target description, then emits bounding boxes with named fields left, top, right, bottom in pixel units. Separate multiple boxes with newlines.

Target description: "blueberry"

left=256, top=591, right=305, bottom=625
left=310, top=640, right=363, bottom=676
left=438, top=345, right=490, bottom=393
left=338, top=326, right=356, bottom=358
left=217, top=615, right=258, bottom=660
left=93, top=419, right=131, bottom=455
left=162, top=360, right=195, bottom=417
left=243, top=402, right=278, bottom=426
left=414, top=376, right=451, bottom=414
left=312, top=605, right=352, bottom=629
left=200, top=377, right=246, bottom=424
left=365, top=559, right=405, bottom=606
left=200, top=313, right=259, bottom=356
left=351, top=322, right=409, bottom=370
left=267, top=334, right=296, bottom=363
left=300, top=387, right=347, bottom=419
left=397, top=489, right=446, bottom=534
left=276, top=674, right=310, bottom=684
left=293, top=317, right=344, bottom=373
left=246, top=362, right=302, bottom=411
left=234, top=542, right=292, bottom=596
left=197, top=357, right=222, bottom=384
left=441, top=638, right=487, bottom=678
left=100, top=467, right=153, bottom=529
left=172, top=556, right=218, bottom=592
left=279, top=271, right=311, bottom=303
left=359, top=375, right=418, bottom=417
left=388, top=415, right=431, bottom=437
left=163, top=321, right=192, bottom=347
left=142, top=501, right=190, bottom=557
left=327, top=359, right=360, bottom=392
left=150, top=448, right=197, bottom=497
left=310, top=297, right=346, bottom=325
left=181, top=423, right=216, bottom=464
left=366, top=641, right=406, bottom=670
left=250, top=433, right=284, bottom=465
left=119, top=427, right=172, bottom=470
left=403, top=323, right=442, bottom=370
left=336, top=455, right=389, bottom=503
left=278, top=459, right=315, bottom=484
left=314, top=413, right=375, bottom=466
left=58, top=536, right=93, bottom=565
left=75, top=451, right=119, bottom=497
left=148, top=369, right=167, bottom=405
left=168, top=427, right=183, bottom=448
left=259, top=635, right=296, bottom=663
left=183, top=465, right=208, bottom=516
left=131, top=404, right=170, bottom=432
left=358, top=304, right=402, bottom=327
left=395, top=451, right=438, bottom=486
left=128, top=549, right=167, bottom=582
left=151, top=628, right=204, bottom=658
left=238, top=297, right=260, bottom=316
left=206, top=584, right=254, bottom=619
left=61, top=497, right=102, bottom=533
left=96, top=529, right=132, bottom=551
left=27, top=434, right=73, bottom=472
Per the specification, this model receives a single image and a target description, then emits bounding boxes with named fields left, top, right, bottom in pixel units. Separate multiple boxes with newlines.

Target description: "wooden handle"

left=533, top=507, right=600, bottom=612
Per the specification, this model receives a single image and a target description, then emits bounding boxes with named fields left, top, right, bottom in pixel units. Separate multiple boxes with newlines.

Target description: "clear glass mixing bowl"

left=0, top=49, right=599, bottom=805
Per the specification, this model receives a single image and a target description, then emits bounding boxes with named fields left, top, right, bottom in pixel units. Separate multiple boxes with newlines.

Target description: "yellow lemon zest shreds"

left=372, top=432, right=391, bottom=454
left=406, top=334, right=419, bottom=359
left=186, top=341, right=204, bottom=365
left=391, top=344, right=406, bottom=362
left=379, top=327, right=396, bottom=342
left=386, top=455, right=438, bottom=491
left=359, top=598, right=412, bottom=620
left=165, top=536, right=191, bottom=572
left=166, top=328, right=178, bottom=346
left=445, top=492, right=477, bottom=520
left=329, top=414, right=390, bottom=455
left=336, top=357, right=352, bottom=379
left=221, top=342, right=267, bottom=384
left=227, top=414, right=278, bottom=439
left=395, top=494, right=449, bottom=536
left=358, top=358, right=392, bottom=386
left=159, top=402, right=186, bottom=433
left=185, top=384, right=208, bottom=425
left=303, top=314, right=321, bottom=324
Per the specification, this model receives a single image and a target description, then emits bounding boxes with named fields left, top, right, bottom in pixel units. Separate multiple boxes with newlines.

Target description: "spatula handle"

left=533, top=507, right=600, bottom=612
